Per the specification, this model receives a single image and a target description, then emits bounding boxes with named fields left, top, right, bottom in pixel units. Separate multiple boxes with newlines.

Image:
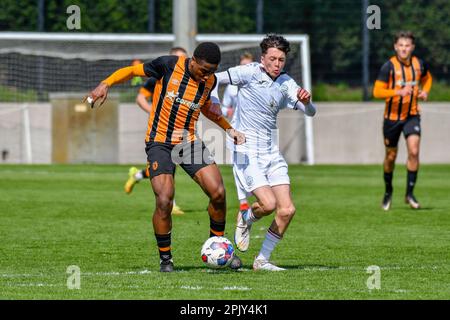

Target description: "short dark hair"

left=260, top=33, right=291, bottom=55
left=193, top=42, right=221, bottom=64
left=394, top=31, right=415, bottom=44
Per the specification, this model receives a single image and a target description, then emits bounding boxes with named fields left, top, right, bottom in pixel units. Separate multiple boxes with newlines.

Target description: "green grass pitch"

left=1, top=164, right=449, bottom=299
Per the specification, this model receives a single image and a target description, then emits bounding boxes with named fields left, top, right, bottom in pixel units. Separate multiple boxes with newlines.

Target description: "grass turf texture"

left=1, top=164, right=449, bottom=299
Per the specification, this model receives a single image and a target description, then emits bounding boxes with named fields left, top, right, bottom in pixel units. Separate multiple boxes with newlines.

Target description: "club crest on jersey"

left=166, top=90, right=178, bottom=102
left=279, top=84, right=289, bottom=95
left=269, top=98, right=278, bottom=108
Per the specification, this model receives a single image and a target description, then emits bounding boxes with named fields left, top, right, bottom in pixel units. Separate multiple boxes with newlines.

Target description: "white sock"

left=173, top=199, right=177, bottom=207
left=244, top=208, right=259, bottom=226
left=256, top=228, right=282, bottom=261
left=134, top=170, right=145, bottom=181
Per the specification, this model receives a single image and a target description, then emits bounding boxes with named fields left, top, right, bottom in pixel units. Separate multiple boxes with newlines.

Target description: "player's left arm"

left=285, top=79, right=316, bottom=116
left=418, top=61, right=432, bottom=101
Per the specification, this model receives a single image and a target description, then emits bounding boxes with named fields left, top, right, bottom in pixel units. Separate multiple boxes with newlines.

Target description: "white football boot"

left=234, top=209, right=252, bottom=252
left=253, top=258, right=286, bottom=271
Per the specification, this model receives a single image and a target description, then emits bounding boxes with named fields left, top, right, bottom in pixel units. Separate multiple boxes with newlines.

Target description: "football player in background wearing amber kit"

left=373, top=31, right=432, bottom=211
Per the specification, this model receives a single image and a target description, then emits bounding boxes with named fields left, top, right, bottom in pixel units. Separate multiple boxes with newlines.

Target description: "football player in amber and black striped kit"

left=86, top=42, right=246, bottom=272
left=373, top=31, right=432, bottom=211
left=125, top=47, right=187, bottom=216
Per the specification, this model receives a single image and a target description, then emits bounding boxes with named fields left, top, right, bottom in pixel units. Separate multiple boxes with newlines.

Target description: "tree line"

left=1, top=0, right=448, bottom=84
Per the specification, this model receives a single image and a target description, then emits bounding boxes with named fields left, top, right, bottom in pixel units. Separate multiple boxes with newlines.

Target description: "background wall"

left=1, top=102, right=449, bottom=165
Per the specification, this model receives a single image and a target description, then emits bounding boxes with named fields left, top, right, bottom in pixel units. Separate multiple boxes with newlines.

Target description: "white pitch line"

left=82, top=269, right=153, bottom=276
left=223, top=286, right=252, bottom=291
left=4, top=283, right=60, bottom=287
left=0, top=265, right=444, bottom=279
left=180, top=285, right=203, bottom=290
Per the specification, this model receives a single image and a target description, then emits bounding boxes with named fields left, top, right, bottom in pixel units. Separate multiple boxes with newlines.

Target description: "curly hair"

left=260, top=33, right=291, bottom=55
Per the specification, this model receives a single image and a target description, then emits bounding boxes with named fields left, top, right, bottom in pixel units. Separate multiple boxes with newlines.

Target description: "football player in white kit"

left=211, top=34, right=316, bottom=271
left=221, top=52, right=255, bottom=218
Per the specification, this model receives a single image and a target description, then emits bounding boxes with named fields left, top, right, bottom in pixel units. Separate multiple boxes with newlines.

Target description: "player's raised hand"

left=227, top=128, right=246, bottom=145
left=297, top=88, right=311, bottom=104
left=83, top=82, right=109, bottom=108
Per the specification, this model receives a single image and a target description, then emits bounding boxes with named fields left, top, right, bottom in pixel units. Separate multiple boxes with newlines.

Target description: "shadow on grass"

left=391, top=206, right=435, bottom=213
left=275, top=264, right=342, bottom=271
left=175, top=264, right=344, bottom=272
left=176, top=267, right=245, bottom=274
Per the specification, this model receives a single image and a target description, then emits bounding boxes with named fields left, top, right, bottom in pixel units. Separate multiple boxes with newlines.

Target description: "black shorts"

left=383, top=116, right=421, bottom=148
left=145, top=140, right=215, bottom=179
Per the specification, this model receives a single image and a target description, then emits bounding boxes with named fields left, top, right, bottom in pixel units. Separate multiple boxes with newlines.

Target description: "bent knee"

left=277, top=205, right=296, bottom=220
left=408, top=150, right=419, bottom=159
left=260, top=198, right=277, bottom=214
left=155, top=194, right=174, bottom=212
left=209, top=184, right=226, bottom=204
left=386, top=150, right=398, bottom=162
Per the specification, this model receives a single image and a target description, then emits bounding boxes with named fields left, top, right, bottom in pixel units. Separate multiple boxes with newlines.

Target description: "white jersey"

left=221, top=84, right=239, bottom=116
left=212, top=62, right=316, bottom=154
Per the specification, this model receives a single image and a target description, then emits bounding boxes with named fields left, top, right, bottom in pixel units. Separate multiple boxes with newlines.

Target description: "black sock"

left=210, top=218, right=225, bottom=237
left=406, top=170, right=418, bottom=196
left=155, top=233, right=172, bottom=261
left=384, top=171, right=393, bottom=194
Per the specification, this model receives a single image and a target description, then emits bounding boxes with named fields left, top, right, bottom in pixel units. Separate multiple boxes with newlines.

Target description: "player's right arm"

left=373, top=61, right=412, bottom=99
left=85, top=56, right=174, bottom=107
left=210, top=63, right=255, bottom=105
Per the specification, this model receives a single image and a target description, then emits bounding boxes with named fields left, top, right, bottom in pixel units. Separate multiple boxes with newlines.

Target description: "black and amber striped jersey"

left=376, top=56, right=431, bottom=121
left=142, top=55, right=217, bottom=145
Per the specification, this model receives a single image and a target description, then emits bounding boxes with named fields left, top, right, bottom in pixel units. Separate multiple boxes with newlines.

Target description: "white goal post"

left=0, top=32, right=314, bottom=164
left=0, top=104, right=32, bottom=163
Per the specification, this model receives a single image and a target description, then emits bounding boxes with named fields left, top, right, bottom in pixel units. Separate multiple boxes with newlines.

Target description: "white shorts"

left=235, top=177, right=251, bottom=201
left=229, top=151, right=251, bottom=201
left=232, top=150, right=290, bottom=196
